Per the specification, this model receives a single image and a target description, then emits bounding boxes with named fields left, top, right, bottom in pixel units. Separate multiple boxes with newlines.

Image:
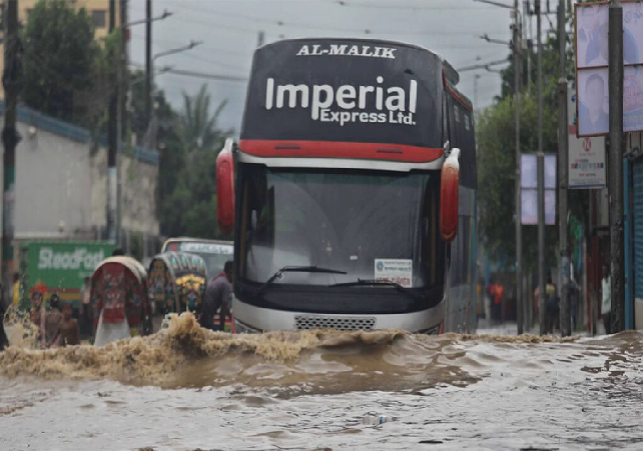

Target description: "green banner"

left=23, top=241, right=116, bottom=308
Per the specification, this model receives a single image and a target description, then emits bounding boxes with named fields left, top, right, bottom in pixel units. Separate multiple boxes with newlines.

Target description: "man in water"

left=79, top=276, right=92, bottom=340
left=0, top=294, right=8, bottom=350
left=12, top=273, right=20, bottom=308
left=48, top=303, right=80, bottom=347
left=581, top=74, right=609, bottom=135
left=545, top=278, right=559, bottom=334
left=200, top=261, right=233, bottom=331
left=30, top=291, right=47, bottom=347
left=601, top=264, right=611, bottom=334
left=45, top=293, right=63, bottom=347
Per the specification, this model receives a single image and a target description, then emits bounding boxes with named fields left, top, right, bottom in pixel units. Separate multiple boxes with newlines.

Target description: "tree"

left=21, top=0, right=99, bottom=126
left=127, top=77, right=231, bottom=239
left=180, top=84, right=228, bottom=152
left=477, top=33, right=563, bottom=272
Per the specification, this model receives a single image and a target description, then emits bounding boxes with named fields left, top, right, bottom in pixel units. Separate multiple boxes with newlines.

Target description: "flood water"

left=1, top=313, right=643, bottom=450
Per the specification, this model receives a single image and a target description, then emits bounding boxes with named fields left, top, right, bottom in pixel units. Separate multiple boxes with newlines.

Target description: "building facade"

left=0, top=102, right=160, bottom=270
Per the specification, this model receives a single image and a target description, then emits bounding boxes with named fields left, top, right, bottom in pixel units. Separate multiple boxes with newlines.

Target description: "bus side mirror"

left=440, top=148, right=460, bottom=243
left=216, top=138, right=236, bottom=235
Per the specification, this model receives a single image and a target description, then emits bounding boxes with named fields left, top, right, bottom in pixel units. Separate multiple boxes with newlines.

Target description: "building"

left=0, top=101, right=161, bottom=270
left=0, top=0, right=121, bottom=98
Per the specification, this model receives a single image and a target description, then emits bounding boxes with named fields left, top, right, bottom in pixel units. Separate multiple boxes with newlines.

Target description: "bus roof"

left=240, top=38, right=446, bottom=164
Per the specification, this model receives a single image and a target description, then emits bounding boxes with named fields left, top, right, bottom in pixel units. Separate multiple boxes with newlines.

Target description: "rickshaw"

left=147, top=251, right=208, bottom=325
left=91, top=256, right=151, bottom=341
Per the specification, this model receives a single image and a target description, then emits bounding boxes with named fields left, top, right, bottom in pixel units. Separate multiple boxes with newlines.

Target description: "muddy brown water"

left=1, top=313, right=642, bottom=450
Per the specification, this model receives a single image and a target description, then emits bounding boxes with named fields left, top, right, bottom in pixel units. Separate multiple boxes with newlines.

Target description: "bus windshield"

left=239, top=165, right=441, bottom=289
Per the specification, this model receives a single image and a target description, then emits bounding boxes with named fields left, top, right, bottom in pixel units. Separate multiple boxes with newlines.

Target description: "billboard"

left=24, top=241, right=116, bottom=308
left=520, top=153, right=556, bottom=225
left=575, top=1, right=643, bottom=136
left=568, top=90, right=607, bottom=188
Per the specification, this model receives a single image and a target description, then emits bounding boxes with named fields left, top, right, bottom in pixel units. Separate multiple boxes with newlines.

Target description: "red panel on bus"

left=239, top=139, right=444, bottom=163
left=216, top=148, right=235, bottom=235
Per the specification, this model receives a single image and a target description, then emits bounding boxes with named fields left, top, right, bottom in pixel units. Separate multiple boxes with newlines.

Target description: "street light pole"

left=107, top=4, right=172, bottom=244
left=536, top=0, right=546, bottom=335
left=608, top=0, right=625, bottom=332
left=145, top=0, right=152, bottom=131
left=557, top=0, right=571, bottom=336
left=513, top=0, right=523, bottom=334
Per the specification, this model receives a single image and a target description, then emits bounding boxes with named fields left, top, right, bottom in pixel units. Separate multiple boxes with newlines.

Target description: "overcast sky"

left=128, top=0, right=530, bottom=133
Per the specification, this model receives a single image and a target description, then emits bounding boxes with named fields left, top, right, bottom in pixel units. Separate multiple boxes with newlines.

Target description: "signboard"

left=568, top=90, right=606, bottom=188
left=520, top=153, right=556, bottom=225
left=180, top=242, right=233, bottom=255
left=575, top=2, right=643, bottom=136
left=25, top=241, right=116, bottom=307
left=624, top=65, right=643, bottom=132
left=521, top=189, right=556, bottom=226
left=374, top=259, right=412, bottom=288
left=241, top=38, right=442, bottom=149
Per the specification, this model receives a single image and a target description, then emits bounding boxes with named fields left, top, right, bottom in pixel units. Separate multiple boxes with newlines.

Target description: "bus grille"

left=294, top=315, right=376, bottom=331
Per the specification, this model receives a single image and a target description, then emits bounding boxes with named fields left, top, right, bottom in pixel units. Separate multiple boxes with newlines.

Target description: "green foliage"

left=477, top=35, right=564, bottom=272
left=21, top=0, right=99, bottom=126
left=128, top=79, right=231, bottom=240
left=180, top=84, right=228, bottom=151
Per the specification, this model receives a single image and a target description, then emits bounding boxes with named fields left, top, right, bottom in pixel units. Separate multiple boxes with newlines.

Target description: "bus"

left=216, top=38, right=477, bottom=334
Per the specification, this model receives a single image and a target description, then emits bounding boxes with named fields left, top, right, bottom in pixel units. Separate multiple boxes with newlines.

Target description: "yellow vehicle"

left=161, top=238, right=234, bottom=332
left=148, top=251, right=207, bottom=315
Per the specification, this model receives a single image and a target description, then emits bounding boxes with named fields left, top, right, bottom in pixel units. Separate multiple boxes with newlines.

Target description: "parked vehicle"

left=148, top=251, right=208, bottom=316
left=91, top=256, right=151, bottom=338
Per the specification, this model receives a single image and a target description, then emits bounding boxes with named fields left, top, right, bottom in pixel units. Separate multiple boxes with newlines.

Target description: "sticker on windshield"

left=374, top=259, right=412, bottom=288
left=180, top=242, right=233, bottom=255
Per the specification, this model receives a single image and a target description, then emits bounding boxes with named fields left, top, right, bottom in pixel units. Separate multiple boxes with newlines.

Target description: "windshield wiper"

left=329, top=279, right=424, bottom=302
left=256, top=266, right=347, bottom=297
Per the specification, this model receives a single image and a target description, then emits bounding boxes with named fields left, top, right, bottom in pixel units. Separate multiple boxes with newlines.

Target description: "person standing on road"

left=79, top=276, right=93, bottom=340
left=200, top=261, right=233, bottom=331
left=545, top=278, right=559, bottom=334
left=30, top=290, right=47, bottom=347
left=601, top=264, right=611, bottom=334
left=12, top=273, right=20, bottom=308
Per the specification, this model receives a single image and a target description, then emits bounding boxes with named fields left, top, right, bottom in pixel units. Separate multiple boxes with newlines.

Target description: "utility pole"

left=536, top=0, right=546, bottom=335
left=145, top=0, right=152, bottom=131
left=474, top=75, right=478, bottom=108
left=107, top=0, right=117, bottom=243
left=608, top=0, right=624, bottom=332
left=257, top=31, right=265, bottom=47
left=557, top=0, right=570, bottom=336
left=2, top=0, right=19, bottom=294
left=116, top=0, right=128, bottom=248
left=513, top=0, right=523, bottom=334
left=524, top=0, right=532, bottom=87
left=538, top=153, right=546, bottom=334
